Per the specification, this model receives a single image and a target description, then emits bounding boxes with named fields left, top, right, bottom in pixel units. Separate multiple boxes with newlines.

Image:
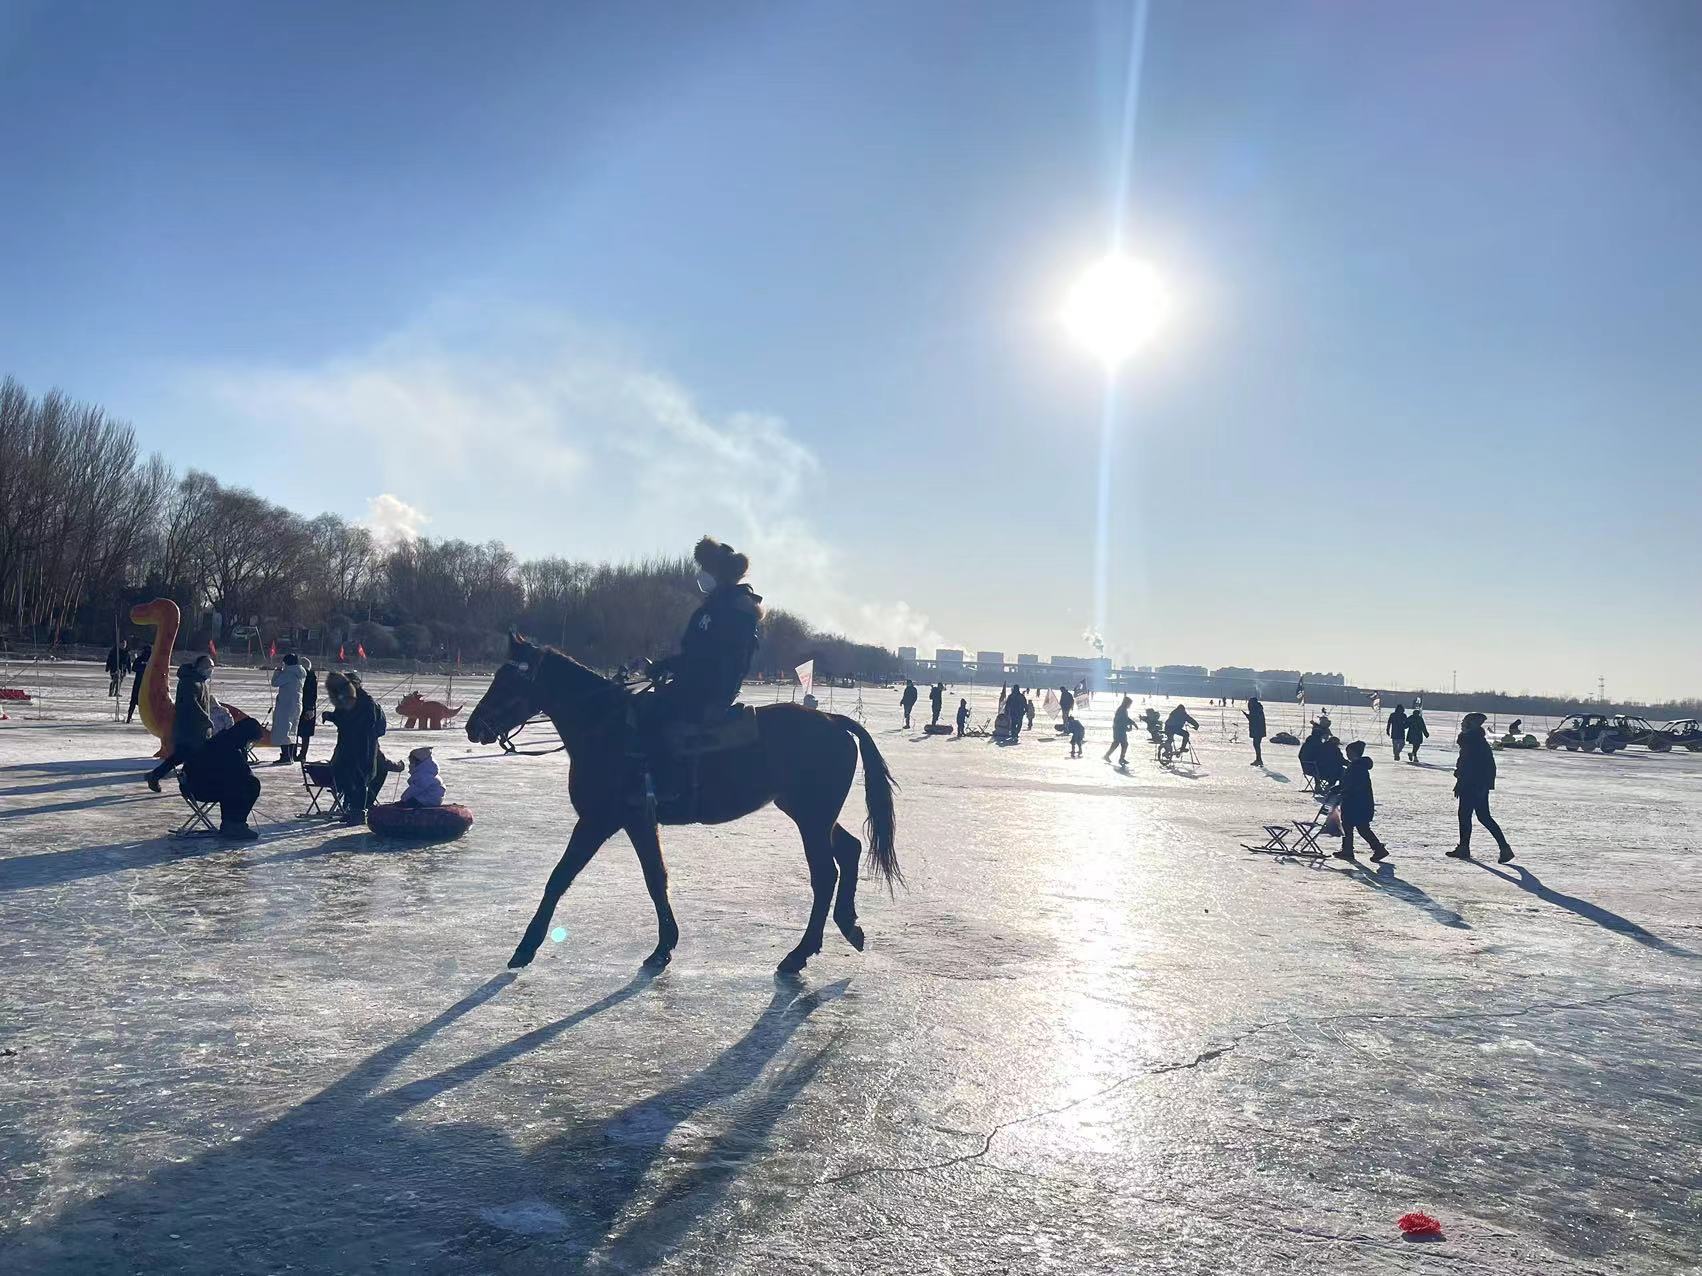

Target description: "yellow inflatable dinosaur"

left=129, top=598, right=180, bottom=758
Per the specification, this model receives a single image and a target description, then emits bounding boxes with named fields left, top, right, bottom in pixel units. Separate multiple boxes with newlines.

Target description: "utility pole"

left=1598, top=675, right=1606, bottom=705
left=1452, top=669, right=1457, bottom=695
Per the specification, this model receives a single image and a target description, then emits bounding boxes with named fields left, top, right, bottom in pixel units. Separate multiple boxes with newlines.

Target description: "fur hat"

left=694, top=536, right=749, bottom=586
left=1462, top=712, right=1486, bottom=729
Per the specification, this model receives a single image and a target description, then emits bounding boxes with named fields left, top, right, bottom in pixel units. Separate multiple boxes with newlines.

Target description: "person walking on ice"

left=900, top=679, right=918, bottom=729
left=929, top=681, right=945, bottom=727
left=1243, top=694, right=1266, bottom=767
left=1448, top=712, right=1514, bottom=863
left=1332, top=740, right=1388, bottom=862
left=1386, top=703, right=1408, bottom=761
left=1104, top=695, right=1134, bottom=766
left=1405, top=707, right=1429, bottom=762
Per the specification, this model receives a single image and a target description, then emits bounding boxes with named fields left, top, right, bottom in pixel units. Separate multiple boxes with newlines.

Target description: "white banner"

left=795, top=659, right=814, bottom=698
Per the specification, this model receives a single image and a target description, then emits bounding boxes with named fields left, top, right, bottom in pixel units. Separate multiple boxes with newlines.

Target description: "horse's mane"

left=532, top=643, right=619, bottom=696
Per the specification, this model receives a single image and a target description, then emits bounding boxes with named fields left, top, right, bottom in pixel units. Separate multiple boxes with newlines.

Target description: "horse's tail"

left=831, top=715, right=902, bottom=891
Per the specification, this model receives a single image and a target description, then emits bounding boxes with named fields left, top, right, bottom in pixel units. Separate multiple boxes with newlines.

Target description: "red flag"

left=356, top=643, right=367, bottom=660
left=268, top=640, right=277, bottom=659
left=209, top=639, right=218, bottom=657
left=338, top=644, right=346, bottom=661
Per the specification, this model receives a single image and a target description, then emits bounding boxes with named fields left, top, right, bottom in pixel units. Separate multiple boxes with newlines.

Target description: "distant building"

left=976, top=650, right=1004, bottom=671
left=1156, top=664, right=1208, bottom=677
left=1017, top=654, right=1039, bottom=666
left=935, top=649, right=965, bottom=668
left=897, top=646, right=917, bottom=671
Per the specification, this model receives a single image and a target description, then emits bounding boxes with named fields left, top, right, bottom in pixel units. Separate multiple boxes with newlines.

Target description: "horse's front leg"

left=510, top=816, right=620, bottom=969
left=626, top=820, right=680, bottom=969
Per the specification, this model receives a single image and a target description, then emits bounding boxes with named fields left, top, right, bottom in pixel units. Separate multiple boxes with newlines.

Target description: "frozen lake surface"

left=2, top=663, right=1699, bottom=1273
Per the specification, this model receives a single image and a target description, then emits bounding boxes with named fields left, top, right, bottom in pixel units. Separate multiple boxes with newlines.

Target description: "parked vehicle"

left=1660, top=718, right=1702, bottom=752
left=1545, top=713, right=1634, bottom=753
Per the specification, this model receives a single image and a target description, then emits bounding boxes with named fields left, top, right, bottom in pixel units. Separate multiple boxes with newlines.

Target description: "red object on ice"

left=0, top=688, right=29, bottom=701
left=357, top=643, right=367, bottom=660
left=1398, top=1212, right=1443, bottom=1236
left=269, top=640, right=277, bottom=659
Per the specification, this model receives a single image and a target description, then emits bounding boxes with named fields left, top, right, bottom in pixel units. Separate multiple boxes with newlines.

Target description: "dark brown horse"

left=466, top=635, right=900, bottom=974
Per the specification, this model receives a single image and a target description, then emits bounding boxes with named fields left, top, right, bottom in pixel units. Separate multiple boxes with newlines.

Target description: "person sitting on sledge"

left=1164, top=703, right=1198, bottom=755
left=638, top=537, right=763, bottom=794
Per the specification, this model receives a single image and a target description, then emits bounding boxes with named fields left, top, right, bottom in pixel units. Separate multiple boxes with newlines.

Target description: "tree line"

left=0, top=376, right=901, bottom=680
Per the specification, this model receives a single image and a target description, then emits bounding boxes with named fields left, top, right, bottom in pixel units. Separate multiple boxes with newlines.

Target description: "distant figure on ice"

left=1332, top=740, right=1388, bottom=862
left=929, top=681, right=945, bottom=727
left=1024, top=696, right=1036, bottom=731
left=400, top=746, right=445, bottom=808
left=1164, top=704, right=1198, bottom=755
left=955, top=697, right=969, bottom=738
left=297, top=658, right=318, bottom=761
left=1105, top=695, right=1133, bottom=766
left=145, top=654, right=216, bottom=790
left=182, top=717, right=265, bottom=841
left=126, top=643, right=151, bottom=724
left=1141, top=707, right=1163, bottom=743
left=998, top=683, right=1008, bottom=711
left=1405, top=708, right=1429, bottom=762
left=1243, top=695, right=1266, bottom=767
left=1449, top=713, right=1513, bottom=863
left=1066, top=715, right=1086, bottom=757
left=1508, top=718, right=1523, bottom=736
left=269, top=653, right=307, bottom=765
left=1058, top=685, right=1075, bottom=723
left=1006, top=686, right=1026, bottom=741
left=900, top=679, right=918, bottom=728
left=1386, top=703, right=1408, bottom=761
left=105, top=637, right=133, bottom=698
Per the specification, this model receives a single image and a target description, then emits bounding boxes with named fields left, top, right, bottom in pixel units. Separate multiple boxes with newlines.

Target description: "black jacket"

left=1112, top=703, right=1132, bottom=740
left=1318, top=739, right=1347, bottom=784
left=930, top=685, right=944, bottom=710
left=1340, top=756, right=1376, bottom=824
left=327, top=688, right=384, bottom=777
left=1387, top=708, right=1408, bottom=741
left=1165, top=707, right=1198, bottom=735
left=900, top=683, right=918, bottom=708
left=670, top=584, right=762, bottom=708
left=170, top=664, right=215, bottom=756
left=184, top=722, right=261, bottom=798
left=1245, top=699, right=1266, bottom=738
left=1455, top=727, right=1497, bottom=794
left=1405, top=713, right=1429, bottom=745
left=299, top=668, right=319, bottom=734
left=1060, top=690, right=1075, bottom=715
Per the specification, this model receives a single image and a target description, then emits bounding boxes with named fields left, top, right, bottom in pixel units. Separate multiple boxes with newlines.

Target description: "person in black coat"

left=1006, top=687, right=1025, bottom=741
left=929, top=682, right=945, bottom=727
left=1332, top=740, right=1387, bottom=861
left=1317, top=735, right=1347, bottom=793
left=183, top=717, right=264, bottom=840
left=105, top=639, right=132, bottom=697
left=1386, top=704, right=1408, bottom=761
left=126, top=643, right=151, bottom=723
left=1058, top=686, right=1075, bottom=723
left=1448, top=712, right=1513, bottom=862
left=146, top=657, right=216, bottom=788
left=1298, top=721, right=1326, bottom=788
left=1405, top=708, right=1429, bottom=762
left=1243, top=695, right=1266, bottom=766
left=900, top=679, right=918, bottom=728
left=650, top=537, right=763, bottom=724
left=297, top=658, right=319, bottom=761
left=324, top=670, right=383, bottom=824
left=1164, top=704, right=1198, bottom=755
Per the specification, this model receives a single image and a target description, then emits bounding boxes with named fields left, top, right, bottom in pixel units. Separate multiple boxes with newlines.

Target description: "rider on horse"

left=636, top=536, right=763, bottom=798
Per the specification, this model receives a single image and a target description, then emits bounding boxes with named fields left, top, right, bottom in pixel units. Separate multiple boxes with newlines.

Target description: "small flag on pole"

left=269, top=640, right=277, bottom=660
left=209, top=639, right=218, bottom=658
left=1370, top=692, right=1381, bottom=712
left=795, top=659, right=815, bottom=699
left=1296, top=674, right=1306, bottom=705
left=338, top=644, right=346, bottom=662
left=356, top=643, right=367, bottom=661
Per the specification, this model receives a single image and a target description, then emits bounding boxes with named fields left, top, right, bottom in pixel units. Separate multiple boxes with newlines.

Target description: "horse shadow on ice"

left=1475, top=862, right=1694, bottom=957
left=0, top=970, right=845, bottom=1274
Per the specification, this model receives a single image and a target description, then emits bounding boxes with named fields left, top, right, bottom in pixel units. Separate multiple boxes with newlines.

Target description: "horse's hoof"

left=508, top=947, right=536, bottom=970
left=839, top=924, right=865, bottom=951
left=643, top=948, right=673, bottom=970
left=776, top=951, right=808, bottom=975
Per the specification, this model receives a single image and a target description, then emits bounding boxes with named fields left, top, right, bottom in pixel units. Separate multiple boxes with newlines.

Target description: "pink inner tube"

left=366, top=802, right=475, bottom=841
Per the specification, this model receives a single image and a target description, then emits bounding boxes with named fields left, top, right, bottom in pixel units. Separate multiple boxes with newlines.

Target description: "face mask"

left=696, top=570, right=717, bottom=594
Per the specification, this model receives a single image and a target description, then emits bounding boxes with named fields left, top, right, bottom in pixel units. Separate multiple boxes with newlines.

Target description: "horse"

left=466, top=635, right=900, bottom=975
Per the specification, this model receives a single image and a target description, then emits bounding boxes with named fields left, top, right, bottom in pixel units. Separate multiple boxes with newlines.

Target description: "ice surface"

left=2, top=665, right=1699, bottom=1273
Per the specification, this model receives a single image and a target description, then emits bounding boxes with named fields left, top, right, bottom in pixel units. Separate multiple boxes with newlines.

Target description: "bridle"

left=488, top=653, right=637, bottom=757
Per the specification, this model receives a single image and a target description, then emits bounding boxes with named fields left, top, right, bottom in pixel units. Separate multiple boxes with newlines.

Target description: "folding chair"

left=1243, top=823, right=1296, bottom=855
left=1287, top=803, right=1339, bottom=858
left=300, top=759, right=345, bottom=819
left=170, top=775, right=220, bottom=838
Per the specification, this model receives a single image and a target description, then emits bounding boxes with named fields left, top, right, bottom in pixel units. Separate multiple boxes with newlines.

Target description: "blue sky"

left=3, top=0, right=1699, bottom=700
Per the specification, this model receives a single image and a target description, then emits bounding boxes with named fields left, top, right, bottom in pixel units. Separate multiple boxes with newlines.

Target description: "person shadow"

left=0, top=970, right=844, bottom=1273
left=1347, top=861, right=1471, bottom=930
left=1475, top=862, right=1693, bottom=957
left=1262, top=770, right=1291, bottom=784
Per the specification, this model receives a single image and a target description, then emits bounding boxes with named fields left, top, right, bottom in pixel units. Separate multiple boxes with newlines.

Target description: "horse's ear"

left=508, top=632, right=527, bottom=658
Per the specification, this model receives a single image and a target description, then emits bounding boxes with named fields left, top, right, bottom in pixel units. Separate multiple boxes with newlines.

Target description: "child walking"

left=1333, top=740, right=1389, bottom=862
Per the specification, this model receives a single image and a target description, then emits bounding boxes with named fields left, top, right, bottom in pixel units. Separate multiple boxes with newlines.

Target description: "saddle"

left=662, top=704, right=760, bottom=757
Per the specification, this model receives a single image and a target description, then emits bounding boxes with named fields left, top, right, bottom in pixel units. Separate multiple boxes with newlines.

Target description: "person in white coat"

left=269, top=653, right=308, bottom=765
left=400, top=746, right=445, bottom=807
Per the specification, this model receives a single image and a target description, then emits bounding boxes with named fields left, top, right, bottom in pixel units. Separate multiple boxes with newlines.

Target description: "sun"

left=1061, top=256, right=1169, bottom=365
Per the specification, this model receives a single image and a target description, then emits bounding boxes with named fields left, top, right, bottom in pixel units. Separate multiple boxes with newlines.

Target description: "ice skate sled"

left=1244, top=801, right=1337, bottom=859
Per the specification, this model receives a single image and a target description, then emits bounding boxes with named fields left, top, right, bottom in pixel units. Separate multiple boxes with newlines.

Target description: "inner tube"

left=367, top=802, right=475, bottom=842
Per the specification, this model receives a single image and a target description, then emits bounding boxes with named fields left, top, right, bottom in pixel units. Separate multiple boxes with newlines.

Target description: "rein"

left=491, top=654, right=639, bottom=757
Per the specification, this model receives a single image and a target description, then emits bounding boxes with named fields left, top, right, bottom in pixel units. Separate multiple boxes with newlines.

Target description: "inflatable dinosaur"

left=397, top=692, right=463, bottom=730
left=129, top=599, right=181, bottom=757
left=127, top=598, right=250, bottom=756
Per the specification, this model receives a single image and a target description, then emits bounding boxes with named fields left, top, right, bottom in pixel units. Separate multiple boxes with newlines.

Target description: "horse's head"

left=466, top=634, right=545, bottom=746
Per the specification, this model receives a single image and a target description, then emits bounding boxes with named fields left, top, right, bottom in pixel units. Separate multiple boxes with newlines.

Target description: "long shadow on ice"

left=1349, top=861, right=1470, bottom=930
left=1476, top=862, right=1693, bottom=957
left=0, top=790, right=157, bottom=822
left=0, top=757, right=151, bottom=777
left=0, top=971, right=841, bottom=1274
left=0, top=834, right=207, bottom=893
left=0, top=769, right=153, bottom=798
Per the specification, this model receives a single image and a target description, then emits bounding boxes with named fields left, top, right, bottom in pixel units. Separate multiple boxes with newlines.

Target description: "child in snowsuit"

left=1066, top=716, right=1086, bottom=757
left=400, top=746, right=445, bottom=808
left=1333, top=740, right=1388, bottom=862
left=955, top=698, right=969, bottom=738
